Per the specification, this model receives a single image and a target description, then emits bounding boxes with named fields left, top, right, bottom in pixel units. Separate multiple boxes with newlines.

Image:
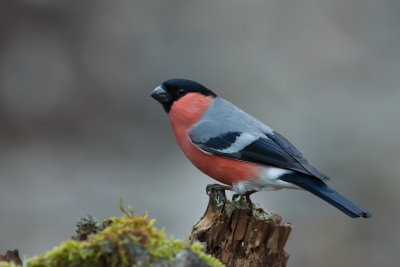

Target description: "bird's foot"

left=232, top=190, right=256, bottom=210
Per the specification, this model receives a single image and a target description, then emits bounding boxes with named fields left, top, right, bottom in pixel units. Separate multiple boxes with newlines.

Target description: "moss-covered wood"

left=190, top=188, right=292, bottom=267
left=0, top=202, right=223, bottom=267
left=0, top=250, right=22, bottom=266
left=1, top=190, right=293, bottom=267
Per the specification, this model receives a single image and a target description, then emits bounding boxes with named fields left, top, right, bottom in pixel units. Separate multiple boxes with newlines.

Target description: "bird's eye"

left=177, top=88, right=186, bottom=96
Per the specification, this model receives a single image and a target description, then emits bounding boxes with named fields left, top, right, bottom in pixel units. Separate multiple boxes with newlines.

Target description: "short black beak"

left=151, top=86, right=169, bottom=103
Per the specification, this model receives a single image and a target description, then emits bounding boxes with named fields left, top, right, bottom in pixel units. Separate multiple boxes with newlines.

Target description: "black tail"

left=280, top=173, right=371, bottom=218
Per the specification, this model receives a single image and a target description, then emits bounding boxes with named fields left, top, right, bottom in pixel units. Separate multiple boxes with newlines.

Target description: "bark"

left=190, top=188, right=292, bottom=267
left=0, top=249, right=23, bottom=265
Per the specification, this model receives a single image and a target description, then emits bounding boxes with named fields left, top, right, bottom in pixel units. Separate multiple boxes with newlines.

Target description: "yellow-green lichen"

left=252, top=208, right=277, bottom=221
left=214, top=192, right=225, bottom=207
left=224, top=195, right=252, bottom=217
left=25, top=201, right=224, bottom=267
left=218, top=193, right=277, bottom=222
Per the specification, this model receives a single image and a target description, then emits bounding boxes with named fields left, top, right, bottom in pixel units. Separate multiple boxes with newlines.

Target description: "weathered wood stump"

left=0, top=249, right=23, bottom=265
left=190, top=188, right=292, bottom=267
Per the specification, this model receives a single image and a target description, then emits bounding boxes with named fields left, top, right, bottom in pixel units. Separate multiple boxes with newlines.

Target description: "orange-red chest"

left=167, top=93, right=261, bottom=185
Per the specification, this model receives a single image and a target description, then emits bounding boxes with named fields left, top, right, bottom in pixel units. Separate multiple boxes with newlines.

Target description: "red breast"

left=167, top=93, right=262, bottom=185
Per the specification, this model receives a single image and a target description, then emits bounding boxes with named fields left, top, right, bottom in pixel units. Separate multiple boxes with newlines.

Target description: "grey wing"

left=189, top=99, right=329, bottom=181
left=191, top=97, right=274, bottom=139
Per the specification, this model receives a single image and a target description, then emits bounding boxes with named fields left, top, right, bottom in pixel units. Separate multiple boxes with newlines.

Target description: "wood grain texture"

left=190, top=189, right=292, bottom=267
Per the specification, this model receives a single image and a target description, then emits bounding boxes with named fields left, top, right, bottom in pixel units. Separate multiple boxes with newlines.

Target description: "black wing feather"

left=192, top=131, right=329, bottom=181
left=280, top=173, right=370, bottom=217
left=232, top=137, right=305, bottom=171
left=203, top=132, right=241, bottom=150
left=266, top=131, right=329, bottom=180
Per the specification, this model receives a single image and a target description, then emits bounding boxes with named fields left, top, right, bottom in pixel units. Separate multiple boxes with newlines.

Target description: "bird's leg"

left=232, top=190, right=256, bottom=209
left=206, top=184, right=232, bottom=207
left=244, top=190, right=256, bottom=203
left=231, top=193, right=240, bottom=201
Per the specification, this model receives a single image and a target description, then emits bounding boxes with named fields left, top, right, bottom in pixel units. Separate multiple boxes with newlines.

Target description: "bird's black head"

left=151, top=78, right=217, bottom=112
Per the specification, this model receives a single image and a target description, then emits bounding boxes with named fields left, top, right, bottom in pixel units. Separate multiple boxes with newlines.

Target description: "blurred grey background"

left=0, top=0, right=399, bottom=266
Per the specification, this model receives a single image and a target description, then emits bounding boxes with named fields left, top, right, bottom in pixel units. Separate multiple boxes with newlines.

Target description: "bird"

left=151, top=78, right=371, bottom=218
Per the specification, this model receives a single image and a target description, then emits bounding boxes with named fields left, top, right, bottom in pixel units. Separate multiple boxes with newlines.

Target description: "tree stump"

left=0, top=249, right=23, bottom=265
left=190, top=188, right=292, bottom=267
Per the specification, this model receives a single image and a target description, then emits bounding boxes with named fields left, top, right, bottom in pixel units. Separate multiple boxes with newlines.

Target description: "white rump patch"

left=215, top=133, right=258, bottom=154
left=232, top=167, right=300, bottom=194
left=263, top=168, right=292, bottom=180
left=259, top=167, right=300, bottom=190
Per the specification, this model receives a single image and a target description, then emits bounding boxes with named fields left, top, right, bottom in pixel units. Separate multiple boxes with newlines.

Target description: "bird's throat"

left=168, top=93, right=213, bottom=129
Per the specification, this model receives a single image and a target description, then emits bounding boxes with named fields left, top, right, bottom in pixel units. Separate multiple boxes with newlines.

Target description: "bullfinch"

left=151, top=78, right=371, bottom=218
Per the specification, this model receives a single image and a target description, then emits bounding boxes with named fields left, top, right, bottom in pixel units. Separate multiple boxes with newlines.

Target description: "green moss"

left=190, top=243, right=225, bottom=267
left=26, top=201, right=224, bottom=267
left=0, top=262, right=20, bottom=267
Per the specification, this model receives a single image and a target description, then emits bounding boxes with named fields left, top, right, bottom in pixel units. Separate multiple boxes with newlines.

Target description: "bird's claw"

left=232, top=193, right=241, bottom=201
left=231, top=191, right=255, bottom=210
